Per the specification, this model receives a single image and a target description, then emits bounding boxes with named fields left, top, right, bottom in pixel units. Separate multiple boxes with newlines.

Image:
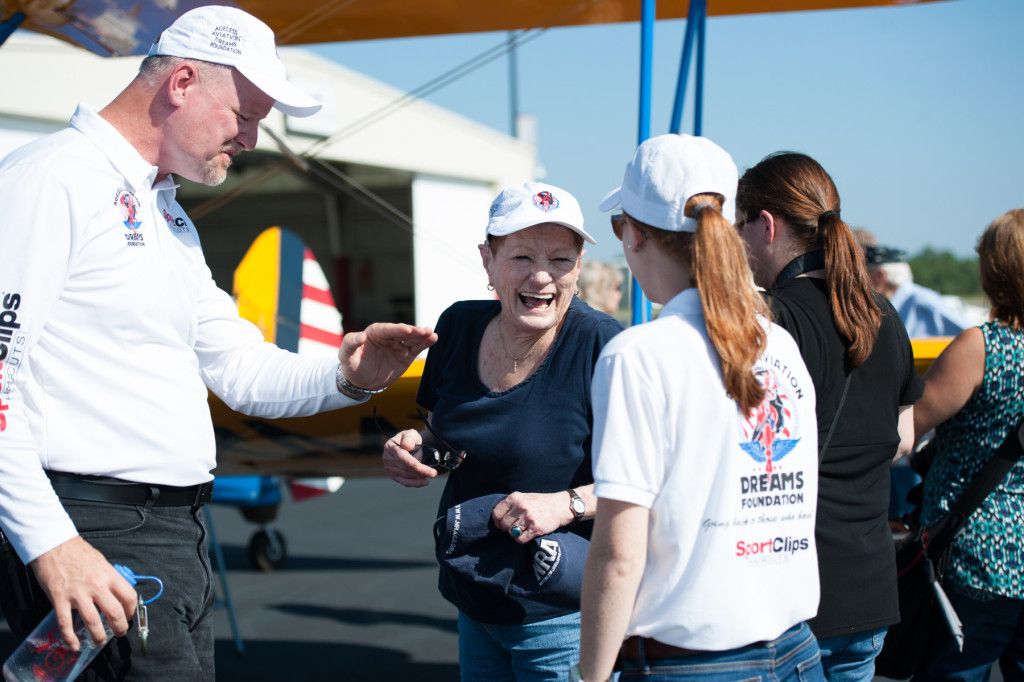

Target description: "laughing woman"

left=383, top=182, right=623, bottom=681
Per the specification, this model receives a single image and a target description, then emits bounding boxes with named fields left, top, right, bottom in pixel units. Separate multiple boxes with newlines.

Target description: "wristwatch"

left=567, top=488, right=585, bottom=523
left=336, top=366, right=386, bottom=396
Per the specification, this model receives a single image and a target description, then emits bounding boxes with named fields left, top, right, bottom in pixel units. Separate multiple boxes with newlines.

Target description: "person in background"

left=735, top=152, right=923, bottom=681
left=0, top=7, right=436, bottom=680
left=911, top=208, right=1024, bottom=682
left=382, top=182, right=622, bottom=681
left=853, top=228, right=970, bottom=338
left=577, top=260, right=624, bottom=317
left=852, top=228, right=972, bottom=520
left=577, top=134, right=823, bottom=682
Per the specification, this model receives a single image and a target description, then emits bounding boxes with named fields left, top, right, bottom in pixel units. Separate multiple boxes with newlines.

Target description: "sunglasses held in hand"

left=376, top=406, right=467, bottom=472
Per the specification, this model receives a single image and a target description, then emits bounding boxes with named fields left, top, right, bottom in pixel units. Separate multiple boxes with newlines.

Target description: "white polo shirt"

left=0, top=104, right=357, bottom=562
left=592, top=288, right=820, bottom=650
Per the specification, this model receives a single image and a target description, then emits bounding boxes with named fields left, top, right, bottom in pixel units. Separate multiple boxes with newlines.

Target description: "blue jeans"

left=62, top=498, right=215, bottom=682
left=617, top=622, right=823, bottom=681
left=816, top=627, right=886, bottom=681
left=914, top=583, right=1024, bottom=682
left=457, top=610, right=581, bottom=681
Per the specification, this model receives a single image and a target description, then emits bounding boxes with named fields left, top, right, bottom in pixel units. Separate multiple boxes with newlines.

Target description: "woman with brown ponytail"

left=735, top=152, right=924, bottom=681
left=576, top=135, right=824, bottom=682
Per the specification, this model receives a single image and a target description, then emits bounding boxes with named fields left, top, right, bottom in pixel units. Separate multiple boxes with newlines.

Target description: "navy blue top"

left=418, top=298, right=623, bottom=624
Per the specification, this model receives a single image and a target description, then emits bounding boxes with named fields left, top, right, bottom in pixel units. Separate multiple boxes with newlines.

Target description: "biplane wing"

left=0, top=0, right=952, bottom=57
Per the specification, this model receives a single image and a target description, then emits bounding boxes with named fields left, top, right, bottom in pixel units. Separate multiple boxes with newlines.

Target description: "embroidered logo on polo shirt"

left=162, top=209, right=189, bottom=234
left=115, top=188, right=145, bottom=247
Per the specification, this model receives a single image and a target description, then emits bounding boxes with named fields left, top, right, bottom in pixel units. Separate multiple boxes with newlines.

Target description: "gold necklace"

left=497, top=317, right=545, bottom=373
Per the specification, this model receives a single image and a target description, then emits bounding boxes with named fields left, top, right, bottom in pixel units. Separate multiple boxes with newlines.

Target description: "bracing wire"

left=191, top=0, right=612, bottom=259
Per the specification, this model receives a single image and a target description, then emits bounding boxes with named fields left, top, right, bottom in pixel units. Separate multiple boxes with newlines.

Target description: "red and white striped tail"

left=292, top=247, right=346, bottom=501
left=298, top=247, right=344, bottom=358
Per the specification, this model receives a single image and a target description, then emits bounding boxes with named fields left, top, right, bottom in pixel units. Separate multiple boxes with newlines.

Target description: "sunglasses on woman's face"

left=610, top=213, right=626, bottom=239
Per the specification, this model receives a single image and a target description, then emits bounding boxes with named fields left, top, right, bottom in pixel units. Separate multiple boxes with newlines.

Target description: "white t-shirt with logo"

left=592, top=288, right=820, bottom=651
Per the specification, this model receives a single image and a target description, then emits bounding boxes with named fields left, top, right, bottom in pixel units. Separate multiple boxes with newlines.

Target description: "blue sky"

left=310, top=0, right=1023, bottom=264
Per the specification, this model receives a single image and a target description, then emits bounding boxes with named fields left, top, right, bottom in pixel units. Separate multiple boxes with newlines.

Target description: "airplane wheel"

left=247, top=528, right=287, bottom=572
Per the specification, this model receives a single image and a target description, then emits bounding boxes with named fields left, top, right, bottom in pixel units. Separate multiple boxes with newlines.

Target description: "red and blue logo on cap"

left=533, top=191, right=559, bottom=212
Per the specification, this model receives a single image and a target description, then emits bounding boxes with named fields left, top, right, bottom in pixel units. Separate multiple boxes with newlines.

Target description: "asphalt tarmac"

left=206, top=476, right=459, bottom=681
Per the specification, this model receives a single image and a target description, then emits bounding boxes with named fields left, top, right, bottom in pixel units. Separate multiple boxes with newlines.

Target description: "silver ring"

left=510, top=525, right=523, bottom=538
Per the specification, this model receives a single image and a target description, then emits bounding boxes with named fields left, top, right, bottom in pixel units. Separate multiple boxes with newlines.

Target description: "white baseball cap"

left=599, top=134, right=738, bottom=233
left=486, top=182, right=595, bottom=245
left=148, top=6, right=322, bottom=118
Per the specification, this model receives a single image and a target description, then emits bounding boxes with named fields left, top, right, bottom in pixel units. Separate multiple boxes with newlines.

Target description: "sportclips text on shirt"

left=0, top=292, right=25, bottom=432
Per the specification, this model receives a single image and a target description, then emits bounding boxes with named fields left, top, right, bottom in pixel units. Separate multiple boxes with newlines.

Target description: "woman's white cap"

left=486, top=182, right=596, bottom=244
left=599, top=134, right=737, bottom=232
left=148, top=6, right=322, bottom=118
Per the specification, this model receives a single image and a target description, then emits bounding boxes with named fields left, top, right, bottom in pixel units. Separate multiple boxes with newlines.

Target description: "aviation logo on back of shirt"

left=739, top=366, right=802, bottom=472
left=736, top=363, right=811, bottom=512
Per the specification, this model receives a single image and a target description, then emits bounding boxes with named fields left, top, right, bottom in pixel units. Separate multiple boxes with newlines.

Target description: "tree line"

left=908, top=247, right=984, bottom=298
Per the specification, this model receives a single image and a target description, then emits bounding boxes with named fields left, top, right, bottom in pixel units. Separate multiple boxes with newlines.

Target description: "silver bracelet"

left=336, top=367, right=386, bottom=395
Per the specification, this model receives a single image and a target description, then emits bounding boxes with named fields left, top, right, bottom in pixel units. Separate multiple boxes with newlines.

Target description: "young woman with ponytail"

left=576, top=135, right=824, bottom=682
left=736, top=152, right=924, bottom=681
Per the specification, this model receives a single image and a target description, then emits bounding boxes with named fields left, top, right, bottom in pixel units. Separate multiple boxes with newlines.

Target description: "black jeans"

left=0, top=499, right=214, bottom=682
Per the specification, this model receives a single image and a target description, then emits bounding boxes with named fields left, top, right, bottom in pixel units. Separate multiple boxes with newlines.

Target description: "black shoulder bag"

left=875, top=421, right=1024, bottom=680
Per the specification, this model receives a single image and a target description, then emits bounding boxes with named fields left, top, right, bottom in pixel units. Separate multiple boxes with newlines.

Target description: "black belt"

left=620, top=637, right=711, bottom=661
left=46, top=471, right=213, bottom=508
left=620, top=636, right=767, bottom=662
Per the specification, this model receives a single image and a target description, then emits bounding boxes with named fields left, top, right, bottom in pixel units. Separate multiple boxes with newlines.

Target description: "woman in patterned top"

left=912, top=208, right=1024, bottom=681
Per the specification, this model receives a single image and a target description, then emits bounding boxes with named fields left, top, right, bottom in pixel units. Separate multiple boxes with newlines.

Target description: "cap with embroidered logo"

left=599, top=133, right=737, bottom=233
left=148, top=6, right=321, bottom=118
left=486, top=182, right=596, bottom=245
left=434, top=493, right=589, bottom=609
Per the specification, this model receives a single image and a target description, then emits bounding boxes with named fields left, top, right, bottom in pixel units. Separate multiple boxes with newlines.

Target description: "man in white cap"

left=0, top=6, right=436, bottom=680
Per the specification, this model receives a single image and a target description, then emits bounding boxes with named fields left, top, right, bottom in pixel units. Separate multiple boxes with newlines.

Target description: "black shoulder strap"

left=928, top=421, right=1024, bottom=552
left=819, top=372, right=852, bottom=464
left=776, top=250, right=826, bottom=285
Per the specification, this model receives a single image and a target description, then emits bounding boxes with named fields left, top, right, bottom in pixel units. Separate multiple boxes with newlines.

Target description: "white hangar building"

left=0, top=33, right=537, bottom=331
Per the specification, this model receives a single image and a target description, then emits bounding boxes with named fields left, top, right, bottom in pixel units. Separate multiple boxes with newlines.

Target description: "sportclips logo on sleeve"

left=162, top=209, right=189, bottom=234
left=0, top=292, right=25, bottom=433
